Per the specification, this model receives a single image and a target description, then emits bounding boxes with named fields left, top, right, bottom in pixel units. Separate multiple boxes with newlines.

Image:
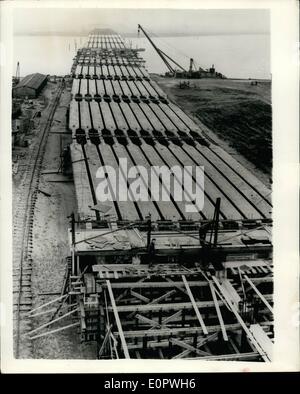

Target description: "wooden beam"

left=136, top=310, right=183, bottom=331
left=182, top=275, right=208, bottom=335
left=148, top=289, right=177, bottom=305
left=188, top=352, right=259, bottom=361
left=127, top=332, right=220, bottom=350
left=26, top=294, right=68, bottom=315
left=250, top=277, right=273, bottom=284
left=244, top=275, right=273, bottom=313
left=130, top=290, right=150, bottom=303
left=197, top=332, right=219, bottom=347
left=160, top=310, right=182, bottom=326
left=229, top=338, right=240, bottom=353
left=126, top=278, right=147, bottom=318
left=166, top=277, right=187, bottom=295
left=28, top=307, right=57, bottom=318
left=98, top=324, right=112, bottom=358
left=107, top=299, right=222, bottom=313
left=224, top=260, right=272, bottom=270
left=212, top=276, right=270, bottom=362
left=27, top=308, right=79, bottom=335
left=199, top=269, right=231, bottom=309
left=209, top=282, right=228, bottom=341
left=106, top=280, right=130, bottom=359
left=116, top=288, right=128, bottom=302
left=249, top=324, right=273, bottom=361
left=136, top=314, right=161, bottom=328
left=170, top=338, right=211, bottom=357
left=114, top=323, right=242, bottom=338
left=29, top=322, right=80, bottom=340
left=172, top=332, right=219, bottom=359
left=102, top=280, right=209, bottom=289
left=79, top=300, right=86, bottom=331
left=121, top=312, right=204, bottom=328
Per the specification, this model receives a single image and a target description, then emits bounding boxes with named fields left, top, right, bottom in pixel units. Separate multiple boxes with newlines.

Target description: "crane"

left=138, top=25, right=225, bottom=80
left=137, top=24, right=186, bottom=76
left=13, top=61, right=20, bottom=86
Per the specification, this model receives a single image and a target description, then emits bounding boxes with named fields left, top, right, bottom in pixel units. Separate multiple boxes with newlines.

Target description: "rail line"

left=13, top=84, right=63, bottom=358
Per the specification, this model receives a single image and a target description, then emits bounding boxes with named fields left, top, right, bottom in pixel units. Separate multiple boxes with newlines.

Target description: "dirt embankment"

left=152, top=76, right=272, bottom=185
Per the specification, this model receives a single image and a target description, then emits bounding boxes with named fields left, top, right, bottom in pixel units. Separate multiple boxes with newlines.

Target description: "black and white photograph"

left=1, top=0, right=299, bottom=374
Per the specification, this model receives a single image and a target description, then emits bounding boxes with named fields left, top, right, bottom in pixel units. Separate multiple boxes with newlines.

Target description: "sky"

left=13, top=8, right=270, bottom=36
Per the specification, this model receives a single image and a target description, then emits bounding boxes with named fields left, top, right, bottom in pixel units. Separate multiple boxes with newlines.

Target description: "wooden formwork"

left=73, top=258, right=273, bottom=360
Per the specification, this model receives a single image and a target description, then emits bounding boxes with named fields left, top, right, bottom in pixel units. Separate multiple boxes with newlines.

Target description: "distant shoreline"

left=150, top=73, right=271, bottom=83
left=14, top=32, right=270, bottom=38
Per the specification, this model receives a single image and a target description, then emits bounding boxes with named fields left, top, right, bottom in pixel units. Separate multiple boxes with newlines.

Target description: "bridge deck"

left=70, top=31, right=272, bottom=224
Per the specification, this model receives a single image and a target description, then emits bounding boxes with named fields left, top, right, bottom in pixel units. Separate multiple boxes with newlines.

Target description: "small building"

left=13, top=73, right=48, bottom=99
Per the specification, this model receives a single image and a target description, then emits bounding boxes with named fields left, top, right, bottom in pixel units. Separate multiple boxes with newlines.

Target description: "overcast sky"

left=14, top=8, right=270, bottom=36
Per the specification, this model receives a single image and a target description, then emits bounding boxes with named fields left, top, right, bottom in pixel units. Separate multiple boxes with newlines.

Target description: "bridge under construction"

left=28, top=28, right=273, bottom=361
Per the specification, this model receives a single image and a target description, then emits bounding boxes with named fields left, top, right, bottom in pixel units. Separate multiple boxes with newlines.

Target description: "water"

left=13, top=34, right=270, bottom=79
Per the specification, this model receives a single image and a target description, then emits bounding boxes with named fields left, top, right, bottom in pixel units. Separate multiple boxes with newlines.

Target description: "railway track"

left=13, top=84, right=63, bottom=358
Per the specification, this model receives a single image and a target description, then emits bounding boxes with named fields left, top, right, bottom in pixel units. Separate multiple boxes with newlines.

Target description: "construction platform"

left=31, top=29, right=273, bottom=361
left=69, top=54, right=272, bottom=223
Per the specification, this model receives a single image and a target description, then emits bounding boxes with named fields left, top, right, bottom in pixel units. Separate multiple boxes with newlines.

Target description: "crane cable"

left=146, top=28, right=191, bottom=60
left=138, top=26, right=204, bottom=72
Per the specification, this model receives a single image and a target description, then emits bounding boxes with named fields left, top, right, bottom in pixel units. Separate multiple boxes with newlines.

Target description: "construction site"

left=13, top=28, right=273, bottom=361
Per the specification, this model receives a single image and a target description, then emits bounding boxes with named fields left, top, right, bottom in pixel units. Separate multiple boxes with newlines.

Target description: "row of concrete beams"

left=70, top=148, right=270, bottom=224
left=87, top=42, right=124, bottom=50
left=72, top=141, right=243, bottom=221
left=69, top=101, right=272, bottom=219
left=74, top=64, right=150, bottom=80
left=87, top=35, right=124, bottom=42
left=76, top=49, right=145, bottom=60
left=70, top=32, right=272, bottom=223
left=70, top=143, right=97, bottom=219
left=77, top=47, right=143, bottom=55
left=69, top=77, right=270, bottom=207
left=71, top=79, right=166, bottom=101
left=71, top=141, right=199, bottom=221
left=87, top=34, right=125, bottom=49
left=88, top=33, right=124, bottom=43
left=75, top=57, right=145, bottom=66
